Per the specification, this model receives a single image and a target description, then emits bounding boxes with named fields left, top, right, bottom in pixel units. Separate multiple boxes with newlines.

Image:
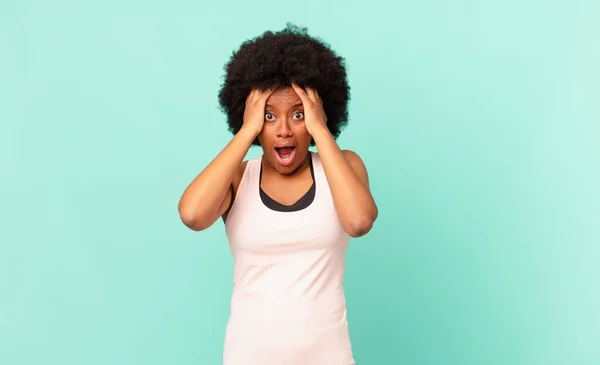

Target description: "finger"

left=249, top=88, right=267, bottom=106
left=312, top=88, right=322, bottom=104
left=291, top=83, right=309, bottom=102
left=259, top=88, right=276, bottom=104
left=306, top=87, right=319, bottom=103
left=246, top=89, right=257, bottom=105
left=307, top=87, right=322, bottom=105
left=255, top=89, right=266, bottom=102
left=262, top=87, right=276, bottom=98
left=255, top=88, right=266, bottom=100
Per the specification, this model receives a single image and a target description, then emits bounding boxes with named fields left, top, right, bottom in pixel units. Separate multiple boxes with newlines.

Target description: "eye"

left=293, top=112, right=304, bottom=120
left=265, top=112, right=275, bottom=121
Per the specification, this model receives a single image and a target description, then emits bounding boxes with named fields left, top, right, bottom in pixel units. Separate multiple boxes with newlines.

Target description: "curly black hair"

left=218, top=23, right=351, bottom=146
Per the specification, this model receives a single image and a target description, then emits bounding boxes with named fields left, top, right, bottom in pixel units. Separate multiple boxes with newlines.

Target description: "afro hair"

left=217, top=23, right=351, bottom=146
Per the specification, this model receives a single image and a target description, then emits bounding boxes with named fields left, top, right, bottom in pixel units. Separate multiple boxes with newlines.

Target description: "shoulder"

left=341, top=149, right=368, bottom=171
left=341, top=149, right=370, bottom=186
left=341, top=149, right=363, bottom=163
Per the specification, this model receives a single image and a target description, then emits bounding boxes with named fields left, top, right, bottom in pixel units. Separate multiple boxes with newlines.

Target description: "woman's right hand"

left=241, top=88, right=275, bottom=137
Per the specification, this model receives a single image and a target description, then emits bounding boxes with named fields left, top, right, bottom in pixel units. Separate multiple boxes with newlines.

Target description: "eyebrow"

left=265, top=103, right=304, bottom=108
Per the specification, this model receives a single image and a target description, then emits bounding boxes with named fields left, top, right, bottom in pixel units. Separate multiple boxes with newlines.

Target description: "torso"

left=221, top=151, right=355, bottom=364
left=223, top=153, right=314, bottom=221
left=259, top=157, right=313, bottom=206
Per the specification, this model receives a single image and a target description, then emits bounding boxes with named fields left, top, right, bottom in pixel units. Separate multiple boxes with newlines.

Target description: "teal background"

left=1, top=1, right=599, bottom=364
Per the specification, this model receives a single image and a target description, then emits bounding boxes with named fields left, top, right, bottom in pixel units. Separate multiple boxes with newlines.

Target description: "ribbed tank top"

left=224, top=151, right=350, bottom=327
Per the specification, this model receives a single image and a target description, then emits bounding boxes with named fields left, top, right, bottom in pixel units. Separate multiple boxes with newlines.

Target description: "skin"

left=258, top=87, right=314, bottom=205
left=178, top=84, right=378, bottom=237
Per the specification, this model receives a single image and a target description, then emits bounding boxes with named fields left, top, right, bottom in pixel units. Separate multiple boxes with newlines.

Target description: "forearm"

left=178, top=127, right=257, bottom=228
left=312, top=127, right=378, bottom=237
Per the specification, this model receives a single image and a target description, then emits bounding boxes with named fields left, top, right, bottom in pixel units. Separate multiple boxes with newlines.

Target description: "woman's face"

left=258, top=86, right=312, bottom=174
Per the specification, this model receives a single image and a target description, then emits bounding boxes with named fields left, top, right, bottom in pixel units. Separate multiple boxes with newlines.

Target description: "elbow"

left=180, top=215, right=200, bottom=231
left=344, top=219, right=373, bottom=238
left=178, top=206, right=209, bottom=232
left=344, top=206, right=378, bottom=238
left=344, top=215, right=376, bottom=238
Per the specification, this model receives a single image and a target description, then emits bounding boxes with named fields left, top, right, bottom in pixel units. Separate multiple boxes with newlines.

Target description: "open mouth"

left=275, top=146, right=296, bottom=165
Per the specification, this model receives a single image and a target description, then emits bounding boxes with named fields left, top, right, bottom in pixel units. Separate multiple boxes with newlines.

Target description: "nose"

left=276, top=120, right=292, bottom=137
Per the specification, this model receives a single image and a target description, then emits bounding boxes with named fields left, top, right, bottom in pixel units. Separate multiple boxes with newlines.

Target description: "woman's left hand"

left=291, top=83, right=328, bottom=136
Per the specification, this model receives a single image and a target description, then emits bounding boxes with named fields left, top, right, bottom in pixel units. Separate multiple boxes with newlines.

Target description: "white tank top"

left=224, top=151, right=350, bottom=327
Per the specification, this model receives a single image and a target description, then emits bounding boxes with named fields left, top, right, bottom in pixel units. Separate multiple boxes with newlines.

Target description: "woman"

left=178, top=24, right=378, bottom=365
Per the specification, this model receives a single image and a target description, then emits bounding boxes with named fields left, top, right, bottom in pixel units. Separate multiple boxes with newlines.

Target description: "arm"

left=178, top=88, right=274, bottom=231
left=291, top=83, right=378, bottom=237
left=312, top=129, right=378, bottom=237
left=177, top=128, right=256, bottom=231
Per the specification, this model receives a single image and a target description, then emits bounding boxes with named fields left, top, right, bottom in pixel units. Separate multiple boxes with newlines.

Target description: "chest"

left=259, top=169, right=314, bottom=206
left=225, top=193, right=348, bottom=256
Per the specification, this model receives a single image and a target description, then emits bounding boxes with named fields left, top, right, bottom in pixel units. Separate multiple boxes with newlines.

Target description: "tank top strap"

left=310, top=151, right=323, bottom=181
left=309, top=152, right=333, bottom=208
left=236, top=156, right=261, bottom=195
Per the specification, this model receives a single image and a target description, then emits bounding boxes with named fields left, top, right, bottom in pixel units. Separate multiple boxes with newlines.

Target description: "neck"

left=261, top=152, right=311, bottom=177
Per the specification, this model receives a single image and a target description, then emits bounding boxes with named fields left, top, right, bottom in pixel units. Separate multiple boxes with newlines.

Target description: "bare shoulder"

left=341, top=149, right=370, bottom=187
left=341, top=149, right=365, bottom=164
